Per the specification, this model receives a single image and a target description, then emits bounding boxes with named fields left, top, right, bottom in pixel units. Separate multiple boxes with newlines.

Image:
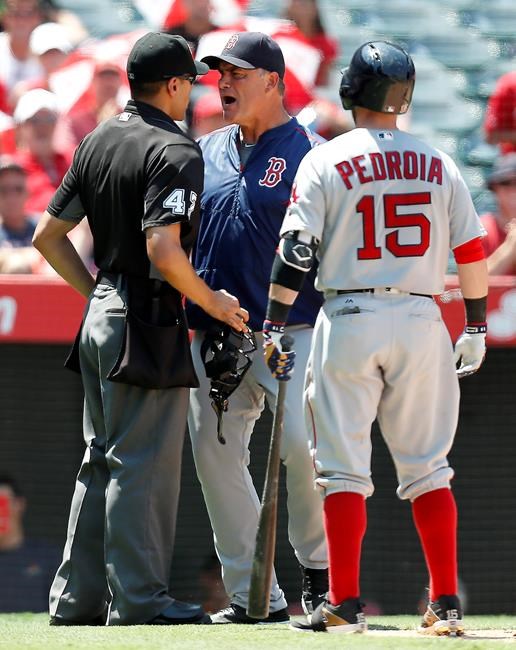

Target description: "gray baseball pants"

left=188, top=326, right=327, bottom=612
left=49, top=281, right=189, bottom=625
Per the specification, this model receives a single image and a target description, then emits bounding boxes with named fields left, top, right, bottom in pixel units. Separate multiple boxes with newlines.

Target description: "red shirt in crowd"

left=14, top=149, right=72, bottom=214
left=480, top=212, right=516, bottom=273
left=273, top=23, right=338, bottom=87
left=484, top=71, right=516, bottom=155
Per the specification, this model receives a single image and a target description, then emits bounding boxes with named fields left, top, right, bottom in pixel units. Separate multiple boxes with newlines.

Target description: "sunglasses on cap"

left=164, top=73, right=197, bottom=84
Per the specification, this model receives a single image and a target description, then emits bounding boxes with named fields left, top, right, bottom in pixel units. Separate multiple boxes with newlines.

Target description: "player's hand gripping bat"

left=247, top=334, right=295, bottom=619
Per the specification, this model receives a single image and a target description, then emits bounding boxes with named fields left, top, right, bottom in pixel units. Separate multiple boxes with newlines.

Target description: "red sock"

left=324, top=491, right=366, bottom=605
left=412, top=488, right=458, bottom=601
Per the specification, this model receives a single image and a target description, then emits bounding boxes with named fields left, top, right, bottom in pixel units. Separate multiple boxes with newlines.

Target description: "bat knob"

left=279, top=333, right=294, bottom=353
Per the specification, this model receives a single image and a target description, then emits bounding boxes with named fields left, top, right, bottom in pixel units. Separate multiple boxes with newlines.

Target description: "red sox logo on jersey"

left=224, top=34, right=239, bottom=50
left=259, top=157, right=287, bottom=188
left=288, top=181, right=299, bottom=207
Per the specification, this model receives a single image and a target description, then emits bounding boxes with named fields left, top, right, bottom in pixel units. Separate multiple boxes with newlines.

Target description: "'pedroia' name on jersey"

left=335, top=150, right=443, bottom=189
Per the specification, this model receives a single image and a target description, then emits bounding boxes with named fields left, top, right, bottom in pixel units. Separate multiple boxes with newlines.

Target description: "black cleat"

left=300, top=565, right=329, bottom=620
left=210, top=603, right=289, bottom=624
left=291, top=597, right=367, bottom=633
left=418, top=594, right=464, bottom=636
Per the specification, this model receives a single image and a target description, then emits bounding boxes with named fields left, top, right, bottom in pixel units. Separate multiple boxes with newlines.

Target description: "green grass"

left=0, top=614, right=514, bottom=650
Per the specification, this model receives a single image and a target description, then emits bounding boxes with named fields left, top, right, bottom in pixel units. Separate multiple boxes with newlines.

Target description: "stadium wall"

left=0, top=278, right=515, bottom=615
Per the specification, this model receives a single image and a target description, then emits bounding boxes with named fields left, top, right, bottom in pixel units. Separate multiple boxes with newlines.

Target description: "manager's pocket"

left=107, top=310, right=199, bottom=389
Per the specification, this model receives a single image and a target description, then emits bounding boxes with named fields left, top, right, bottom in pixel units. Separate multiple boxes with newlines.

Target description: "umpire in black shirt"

left=33, top=32, right=248, bottom=626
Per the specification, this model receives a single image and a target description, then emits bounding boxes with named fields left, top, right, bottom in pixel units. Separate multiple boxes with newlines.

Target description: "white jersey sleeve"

left=446, top=156, right=485, bottom=250
left=280, top=149, right=326, bottom=242
left=279, top=128, right=484, bottom=296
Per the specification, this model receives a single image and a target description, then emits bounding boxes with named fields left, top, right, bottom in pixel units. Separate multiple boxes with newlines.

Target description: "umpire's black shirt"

left=47, top=100, right=204, bottom=277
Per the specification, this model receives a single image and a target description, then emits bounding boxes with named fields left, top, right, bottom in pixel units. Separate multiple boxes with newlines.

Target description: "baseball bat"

left=247, top=334, right=295, bottom=620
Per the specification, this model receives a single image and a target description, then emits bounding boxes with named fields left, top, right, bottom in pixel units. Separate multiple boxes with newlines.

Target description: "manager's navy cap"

left=127, top=32, right=209, bottom=82
left=201, top=31, right=285, bottom=79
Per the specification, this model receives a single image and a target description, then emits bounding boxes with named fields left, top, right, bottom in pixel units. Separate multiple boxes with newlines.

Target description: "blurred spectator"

left=0, top=474, right=61, bottom=612
left=0, top=81, right=10, bottom=116
left=164, top=0, right=216, bottom=53
left=38, top=0, right=89, bottom=45
left=280, top=0, right=338, bottom=86
left=0, top=154, right=40, bottom=273
left=0, top=0, right=45, bottom=102
left=13, top=88, right=73, bottom=214
left=480, top=153, right=516, bottom=275
left=10, top=21, right=73, bottom=105
left=191, top=89, right=225, bottom=137
left=484, top=71, right=516, bottom=155
left=68, top=59, right=124, bottom=143
left=0, top=82, right=15, bottom=154
left=296, top=96, right=352, bottom=140
left=198, top=553, right=230, bottom=614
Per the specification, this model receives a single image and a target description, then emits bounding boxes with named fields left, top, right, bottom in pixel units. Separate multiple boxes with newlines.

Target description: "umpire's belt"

left=334, top=288, right=433, bottom=299
left=97, top=271, right=163, bottom=294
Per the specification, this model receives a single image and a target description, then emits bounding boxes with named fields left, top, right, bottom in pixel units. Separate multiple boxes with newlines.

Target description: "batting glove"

left=453, top=324, right=486, bottom=379
left=262, top=320, right=295, bottom=381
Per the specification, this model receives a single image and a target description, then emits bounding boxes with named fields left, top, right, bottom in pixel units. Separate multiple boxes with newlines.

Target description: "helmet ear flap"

left=339, top=66, right=359, bottom=110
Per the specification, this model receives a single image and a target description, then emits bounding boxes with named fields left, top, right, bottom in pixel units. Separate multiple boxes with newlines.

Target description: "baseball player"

left=186, top=32, right=328, bottom=623
left=262, top=41, right=488, bottom=635
left=33, top=32, right=247, bottom=626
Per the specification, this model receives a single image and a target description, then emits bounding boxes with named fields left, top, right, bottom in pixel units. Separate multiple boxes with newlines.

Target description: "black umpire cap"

left=201, top=31, right=285, bottom=79
left=127, top=32, right=209, bottom=82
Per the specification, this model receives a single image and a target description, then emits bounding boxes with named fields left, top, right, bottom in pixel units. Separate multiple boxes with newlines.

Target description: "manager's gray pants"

left=49, top=282, right=189, bottom=625
left=188, top=327, right=327, bottom=612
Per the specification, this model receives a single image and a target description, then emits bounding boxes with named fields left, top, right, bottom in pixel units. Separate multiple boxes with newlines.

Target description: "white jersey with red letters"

left=279, top=126, right=484, bottom=503
left=281, top=128, right=483, bottom=295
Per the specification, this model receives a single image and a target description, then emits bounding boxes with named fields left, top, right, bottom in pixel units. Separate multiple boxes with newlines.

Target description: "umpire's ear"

left=166, top=78, right=179, bottom=95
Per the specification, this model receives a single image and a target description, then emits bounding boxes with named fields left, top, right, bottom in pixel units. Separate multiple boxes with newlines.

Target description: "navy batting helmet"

left=339, top=41, right=415, bottom=114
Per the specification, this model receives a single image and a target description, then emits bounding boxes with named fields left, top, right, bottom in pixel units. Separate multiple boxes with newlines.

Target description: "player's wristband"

left=464, top=296, right=487, bottom=324
left=265, top=298, right=291, bottom=325
left=465, top=322, right=487, bottom=334
left=262, top=318, right=285, bottom=335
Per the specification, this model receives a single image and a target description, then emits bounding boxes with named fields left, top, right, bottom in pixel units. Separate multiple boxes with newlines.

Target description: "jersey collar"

left=123, top=100, right=183, bottom=133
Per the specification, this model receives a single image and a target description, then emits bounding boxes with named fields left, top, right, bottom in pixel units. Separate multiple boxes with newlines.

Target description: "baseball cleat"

left=210, top=603, right=289, bottom=624
left=417, top=594, right=464, bottom=636
left=291, top=597, right=367, bottom=633
left=300, top=564, right=328, bottom=622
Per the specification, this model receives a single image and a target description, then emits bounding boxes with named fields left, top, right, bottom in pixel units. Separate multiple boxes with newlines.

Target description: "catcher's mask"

left=200, top=323, right=257, bottom=444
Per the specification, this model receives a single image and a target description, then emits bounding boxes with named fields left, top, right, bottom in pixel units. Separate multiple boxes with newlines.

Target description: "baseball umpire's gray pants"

left=49, top=281, right=189, bottom=625
left=188, top=327, right=327, bottom=612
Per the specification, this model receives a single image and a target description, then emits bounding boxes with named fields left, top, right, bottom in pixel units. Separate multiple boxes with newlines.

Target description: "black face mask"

left=201, top=324, right=257, bottom=444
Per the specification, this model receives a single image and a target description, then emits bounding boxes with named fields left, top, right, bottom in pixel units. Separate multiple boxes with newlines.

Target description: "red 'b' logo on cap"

left=225, top=34, right=239, bottom=50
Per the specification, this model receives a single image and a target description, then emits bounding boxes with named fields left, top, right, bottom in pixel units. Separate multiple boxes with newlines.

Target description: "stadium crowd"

left=1, top=0, right=514, bottom=276
left=0, top=0, right=515, bottom=276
